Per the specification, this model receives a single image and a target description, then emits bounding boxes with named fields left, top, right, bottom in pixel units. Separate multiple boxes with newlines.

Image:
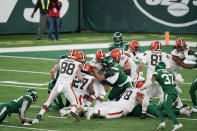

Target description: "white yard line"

left=0, top=68, right=50, bottom=75
left=0, top=84, right=47, bottom=90
left=0, top=81, right=48, bottom=86
left=177, top=118, right=197, bottom=121
left=48, top=116, right=67, bottom=119
left=0, top=55, right=57, bottom=61
left=0, top=41, right=196, bottom=53
left=0, top=125, right=58, bottom=131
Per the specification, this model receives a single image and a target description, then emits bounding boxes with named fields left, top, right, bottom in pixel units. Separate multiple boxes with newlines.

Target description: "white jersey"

left=89, top=58, right=103, bottom=71
left=141, top=51, right=170, bottom=81
left=73, top=73, right=95, bottom=96
left=169, top=46, right=193, bottom=72
left=58, top=58, right=81, bottom=82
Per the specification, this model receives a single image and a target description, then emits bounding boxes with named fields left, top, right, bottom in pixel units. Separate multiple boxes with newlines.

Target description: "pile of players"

left=1, top=32, right=197, bottom=131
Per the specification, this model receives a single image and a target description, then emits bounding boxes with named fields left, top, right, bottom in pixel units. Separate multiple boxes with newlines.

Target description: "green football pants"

left=189, top=77, right=197, bottom=106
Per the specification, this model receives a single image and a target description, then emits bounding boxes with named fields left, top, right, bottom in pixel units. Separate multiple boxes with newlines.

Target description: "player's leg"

left=63, top=83, right=79, bottom=122
left=108, top=85, right=122, bottom=100
left=0, top=104, right=8, bottom=123
left=164, top=94, right=181, bottom=129
left=189, top=77, right=197, bottom=107
left=95, top=84, right=107, bottom=107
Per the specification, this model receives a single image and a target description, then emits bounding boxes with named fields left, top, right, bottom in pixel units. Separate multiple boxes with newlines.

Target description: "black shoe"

left=36, top=114, right=42, bottom=120
left=141, top=113, right=146, bottom=119
left=68, top=112, right=80, bottom=122
left=182, top=104, right=188, bottom=108
left=78, top=111, right=85, bottom=117
left=37, top=38, right=41, bottom=40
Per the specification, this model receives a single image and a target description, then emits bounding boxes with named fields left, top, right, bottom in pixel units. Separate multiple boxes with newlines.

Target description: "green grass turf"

left=0, top=32, right=197, bottom=48
left=0, top=50, right=197, bottom=131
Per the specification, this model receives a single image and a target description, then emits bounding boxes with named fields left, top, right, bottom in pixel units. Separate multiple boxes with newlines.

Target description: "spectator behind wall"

left=31, top=0, right=50, bottom=40
left=48, top=0, right=62, bottom=41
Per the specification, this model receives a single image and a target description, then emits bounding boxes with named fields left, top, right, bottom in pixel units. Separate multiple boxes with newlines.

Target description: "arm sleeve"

left=33, top=0, right=40, bottom=13
left=106, top=72, right=119, bottom=84
left=20, top=100, right=29, bottom=121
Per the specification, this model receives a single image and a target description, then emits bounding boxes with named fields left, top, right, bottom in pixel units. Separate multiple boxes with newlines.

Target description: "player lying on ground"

left=0, top=89, right=38, bottom=125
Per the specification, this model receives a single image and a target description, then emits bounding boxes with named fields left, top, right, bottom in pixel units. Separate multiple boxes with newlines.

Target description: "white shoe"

left=180, top=107, right=191, bottom=117
left=191, top=107, right=197, bottom=113
left=32, top=118, right=39, bottom=124
left=22, top=122, right=32, bottom=126
left=172, top=123, right=183, bottom=131
left=157, top=122, right=165, bottom=130
left=59, top=109, right=70, bottom=117
left=85, top=108, right=93, bottom=120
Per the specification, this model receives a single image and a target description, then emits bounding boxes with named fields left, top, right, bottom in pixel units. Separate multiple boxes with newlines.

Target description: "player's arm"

left=77, top=64, right=83, bottom=82
left=172, top=55, right=196, bottom=69
left=50, top=64, right=60, bottom=81
left=19, top=99, right=32, bottom=125
left=123, top=58, right=131, bottom=70
left=188, top=48, right=196, bottom=55
left=136, top=92, right=143, bottom=105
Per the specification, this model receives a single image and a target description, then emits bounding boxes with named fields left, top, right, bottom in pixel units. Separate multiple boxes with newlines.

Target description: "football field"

left=0, top=33, right=197, bottom=131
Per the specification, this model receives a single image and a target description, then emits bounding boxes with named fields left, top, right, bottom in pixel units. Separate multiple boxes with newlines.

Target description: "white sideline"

left=0, top=40, right=196, bottom=53
left=0, top=125, right=58, bottom=131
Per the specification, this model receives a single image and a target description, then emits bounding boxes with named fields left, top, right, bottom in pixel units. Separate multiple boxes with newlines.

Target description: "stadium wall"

left=0, top=0, right=197, bottom=34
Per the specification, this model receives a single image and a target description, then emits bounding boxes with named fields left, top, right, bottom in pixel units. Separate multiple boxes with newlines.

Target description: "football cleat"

left=172, top=123, right=183, bottom=131
left=180, top=106, right=191, bottom=118
left=32, top=118, right=39, bottom=124
left=68, top=112, right=80, bottom=122
left=85, top=108, right=93, bottom=120
left=190, top=107, right=197, bottom=113
left=157, top=122, right=165, bottom=130
left=36, top=114, right=42, bottom=120
left=140, top=113, right=146, bottom=119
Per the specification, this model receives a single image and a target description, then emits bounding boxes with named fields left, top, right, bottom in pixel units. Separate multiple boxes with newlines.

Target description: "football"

left=167, top=3, right=189, bottom=17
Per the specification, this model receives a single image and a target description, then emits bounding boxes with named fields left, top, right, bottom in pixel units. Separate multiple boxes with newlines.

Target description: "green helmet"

left=155, top=61, right=166, bottom=71
left=102, top=56, right=115, bottom=70
left=113, top=32, right=122, bottom=45
left=26, top=89, right=38, bottom=102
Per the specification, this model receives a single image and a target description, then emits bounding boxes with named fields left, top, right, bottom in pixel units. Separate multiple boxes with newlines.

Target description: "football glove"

left=104, top=71, right=115, bottom=78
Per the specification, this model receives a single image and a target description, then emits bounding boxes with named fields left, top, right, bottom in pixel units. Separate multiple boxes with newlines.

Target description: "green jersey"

left=5, top=95, right=33, bottom=115
left=108, top=42, right=128, bottom=53
left=108, top=62, right=130, bottom=87
left=153, top=69, right=177, bottom=95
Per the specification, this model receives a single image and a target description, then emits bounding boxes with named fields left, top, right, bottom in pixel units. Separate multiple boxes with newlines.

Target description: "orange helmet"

left=96, top=50, right=106, bottom=60
left=77, top=52, right=87, bottom=62
left=150, top=41, right=162, bottom=51
left=128, top=41, right=139, bottom=53
left=84, top=64, right=92, bottom=72
left=176, top=38, right=186, bottom=47
left=135, top=81, right=144, bottom=89
left=68, top=49, right=78, bottom=59
left=110, top=49, right=121, bottom=62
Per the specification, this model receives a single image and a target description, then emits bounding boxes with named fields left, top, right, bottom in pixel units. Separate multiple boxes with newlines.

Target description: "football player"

left=108, top=32, right=128, bottom=53
left=135, top=41, right=170, bottom=118
left=110, top=49, right=138, bottom=83
left=94, top=56, right=132, bottom=101
left=33, top=49, right=83, bottom=123
left=124, top=40, right=140, bottom=61
left=144, top=62, right=183, bottom=131
left=88, top=49, right=108, bottom=107
left=0, top=89, right=38, bottom=125
left=168, top=38, right=197, bottom=108
left=48, top=53, right=69, bottom=111
left=85, top=87, right=142, bottom=120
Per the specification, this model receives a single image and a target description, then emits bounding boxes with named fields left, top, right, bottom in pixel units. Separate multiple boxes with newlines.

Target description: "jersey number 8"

left=60, top=62, right=75, bottom=75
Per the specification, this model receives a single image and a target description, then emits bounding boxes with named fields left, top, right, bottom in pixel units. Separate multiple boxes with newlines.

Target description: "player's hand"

left=31, top=12, right=35, bottom=18
left=21, top=120, right=32, bottom=125
left=104, top=71, right=115, bottom=78
left=32, top=118, right=39, bottom=124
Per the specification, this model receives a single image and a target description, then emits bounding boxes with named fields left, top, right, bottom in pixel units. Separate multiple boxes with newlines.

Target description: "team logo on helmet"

left=150, top=41, right=162, bottom=51
left=96, top=49, right=106, bottom=60
left=133, top=0, right=197, bottom=27
left=26, top=89, right=38, bottom=102
left=155, top=61, right=166, bottom=71
left=110, top=49, right=122, bottom=62
left=113, top=32, right=123, bottom=45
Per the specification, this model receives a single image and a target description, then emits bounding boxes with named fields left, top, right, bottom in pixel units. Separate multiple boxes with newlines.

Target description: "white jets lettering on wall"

left=133, top=0, right=197, bottom=27
left=0, top=0, right=69, bottom=23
